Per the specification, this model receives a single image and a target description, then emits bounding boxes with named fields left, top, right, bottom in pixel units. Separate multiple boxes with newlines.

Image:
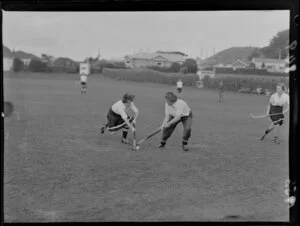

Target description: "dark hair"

left=122, top=93, right=135, bottom=103
left=165, top=92, right=177, bottom=103
left=277, top=83, right=285, bottom=91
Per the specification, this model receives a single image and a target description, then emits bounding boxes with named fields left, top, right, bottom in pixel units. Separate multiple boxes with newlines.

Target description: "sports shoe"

left=121, top=138, right=130, bottom=144
left=273, top=137, right=280, bottom=144
left=158, top=143, right=165, bottom=149
left=182, top=144, right=189, bottom=152
left=100, top=126, right=106, bottom=134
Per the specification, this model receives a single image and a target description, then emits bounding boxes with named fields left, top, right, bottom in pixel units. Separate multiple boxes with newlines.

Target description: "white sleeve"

left=286, top=95, right=290, bottom=106
left=165, top=103, right=169, bottom=116
left=269, top=95, right=274, bottom=104
left=131, top=102, right=138, bottom=114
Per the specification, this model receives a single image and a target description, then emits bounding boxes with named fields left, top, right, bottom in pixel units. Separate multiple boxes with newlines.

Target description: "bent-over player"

left=260, top=83, right=289, bottom=144
left=100, top=93, right=139, bottom=144
left=159, top=92, right=193, bottom=151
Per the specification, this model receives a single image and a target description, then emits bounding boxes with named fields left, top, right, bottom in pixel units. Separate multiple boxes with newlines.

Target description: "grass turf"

left=3, top=72, right=289, bottom=222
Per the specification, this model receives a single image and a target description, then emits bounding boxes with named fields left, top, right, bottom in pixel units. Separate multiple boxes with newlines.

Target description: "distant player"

left=218, top=80, right=224, bottom=102
left=80, top=73, right=88, bottom=94
left=159, top=92, right=193, bottom=151
left=260, top=83, right=289, bottom=144
left=176, top=79, right=183, bottom=94
left=100, top=93, right=139, bottom=144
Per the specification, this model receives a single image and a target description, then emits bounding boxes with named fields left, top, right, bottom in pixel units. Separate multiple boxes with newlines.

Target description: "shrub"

left=28, top=59, right=47, bottom=72
left=12, top=57, right=24, bottom=72
left=102, top=68, right=198, bottom=86
left=101, top=68, right=288, bottom=93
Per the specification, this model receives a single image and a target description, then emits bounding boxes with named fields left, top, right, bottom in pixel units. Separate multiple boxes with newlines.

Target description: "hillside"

left=2, top=45, right=40, bottom=60
left=202, top=29, right=289, bottom=66
left=3, top=45, right=13, bottom=57
left=14, top=50, right=40, bottom=60
left=202, top=47, right=256, bottom=66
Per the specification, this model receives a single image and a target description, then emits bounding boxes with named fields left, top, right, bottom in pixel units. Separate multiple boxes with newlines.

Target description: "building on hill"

left=252, top=58, right=287, bottom=73
left=3, top=46, right=13, bottom=72
left=231, top=59, right=249, bottom=69
left=51, top=57, right=78, bottom=73
left=124, top=52, right=187, bottom=68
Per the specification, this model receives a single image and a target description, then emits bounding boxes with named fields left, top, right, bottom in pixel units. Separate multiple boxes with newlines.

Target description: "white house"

left=252, top=58, right=287, bottom=73
left=3, top=46, right=14, bottom=71
left=3, top=57, right=13, bottom=72
left=79, top=63, right=91, bottom=75
left=124, top=52, right=187, bottom=68
left=21, top=58, right=32, bottom=66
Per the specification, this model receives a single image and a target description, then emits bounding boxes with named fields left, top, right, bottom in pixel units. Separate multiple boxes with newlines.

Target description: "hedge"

left=102, top=68, right=289, bottom=92
left=102, top=68, right=198, bottom=86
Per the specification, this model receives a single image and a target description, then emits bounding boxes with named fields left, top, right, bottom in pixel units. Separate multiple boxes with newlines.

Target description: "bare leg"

left=260, top=122, right=275, bottom=140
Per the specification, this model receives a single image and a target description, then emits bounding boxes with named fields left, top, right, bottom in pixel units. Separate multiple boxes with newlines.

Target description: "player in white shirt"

left=260, top=83, right=289, bottom=144
left=80, top=73, right=88, bottom=94
left=159, top=92, right=193, bottom=151
left=176, top=79, right=183, bottom=94
left=100, top=93, right=139, bottom=144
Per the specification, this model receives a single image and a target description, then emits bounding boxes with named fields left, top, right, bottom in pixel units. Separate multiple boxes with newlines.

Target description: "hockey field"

left=3, top=72, right=290, bottom=222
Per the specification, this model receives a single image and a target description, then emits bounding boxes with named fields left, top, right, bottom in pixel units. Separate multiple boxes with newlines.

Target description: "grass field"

left=3, top=72, right=290, bottom=222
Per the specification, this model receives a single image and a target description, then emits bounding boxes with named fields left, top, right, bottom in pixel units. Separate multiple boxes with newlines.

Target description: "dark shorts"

left=81, top=82, right=86, bottom=86
left=269, top=105, right=284, bottom=126
left=106, top=108, right=133, bottom=132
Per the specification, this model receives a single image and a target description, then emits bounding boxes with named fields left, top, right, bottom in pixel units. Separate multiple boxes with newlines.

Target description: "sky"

left=2, top=11, right=289, bottom=61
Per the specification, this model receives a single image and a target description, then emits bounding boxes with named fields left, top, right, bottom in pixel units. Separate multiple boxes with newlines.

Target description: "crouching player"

left=159, top=92, right=193, bottom=151
left=260, top=83, right=289, bottom=144
left=100, top=93, right=139, bottom=144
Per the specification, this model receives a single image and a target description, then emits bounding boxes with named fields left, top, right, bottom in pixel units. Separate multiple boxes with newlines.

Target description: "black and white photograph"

left=2, top=4, right=298, bottom=222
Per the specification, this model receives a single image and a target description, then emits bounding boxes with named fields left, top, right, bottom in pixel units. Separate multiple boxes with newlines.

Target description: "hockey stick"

left=250, top=112, right=285, bottom=119
left=137, top=127, right=162, bottom=145
left=132, top=123, right=137, bottom=150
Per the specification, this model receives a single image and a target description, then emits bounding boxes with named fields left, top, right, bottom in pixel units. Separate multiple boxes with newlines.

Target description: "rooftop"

left=126, top=52, right=186, bottom=62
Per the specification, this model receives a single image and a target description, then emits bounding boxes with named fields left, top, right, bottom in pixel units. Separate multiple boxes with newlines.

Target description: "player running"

left=100, top=93, right=139, bottom=144
left=218, top=80, right=224, bottom=102
left=159, top=92, right=193, bottom=151
left=80, top=73, right=88, bottom=94
left=260, top=83, right=289, bottom=144
left=176, top=79, right=183, bottom=94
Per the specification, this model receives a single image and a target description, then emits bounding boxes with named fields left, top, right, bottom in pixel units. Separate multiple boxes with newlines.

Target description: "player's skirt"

left=269, top=105, right=284, bottom=125
left=177, top=87, right=182, bottom=93
left=106, top=108, right=133, bottom=132
left=81, top=81, right=86, bottom=86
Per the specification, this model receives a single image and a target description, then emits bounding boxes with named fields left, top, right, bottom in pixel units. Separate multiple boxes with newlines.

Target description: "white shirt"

left=269, top=92, right=289, bottom=107
left=165, top=99, right=191, bottom=117
left=112, top=100, right=138, bottom=120
left=177, top=80, right=183, bottom=88
left=80, top=74, right=87, bottom=82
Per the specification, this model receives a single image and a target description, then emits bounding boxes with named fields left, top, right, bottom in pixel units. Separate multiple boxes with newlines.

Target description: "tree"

left=261, top=29, right=289, bottom=59
left=182, top=58, right=198, bottom=73
left=13, top=58, right=24, bottom=72
left=170, top=62, right=181, bottom=72
left=247, top=48, right=263, bottom=61
left=28, top=59, right=47, bottom=72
